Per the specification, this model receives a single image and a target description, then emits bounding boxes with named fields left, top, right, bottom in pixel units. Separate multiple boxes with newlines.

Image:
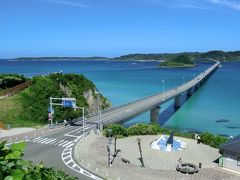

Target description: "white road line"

left=64, top=134, right=79, bottom=138
left=58, top=141, right=71, bottom=146
left=48, top=140, right=57, bottom=145
left=35, top=138, right=49, bottom=143
left=66, top=143, right=74, bottom=148
left=32, top=137, right=41, bottom=142
left=64, top=124, right=91, bottom=136
left=62, top=141, right=73, bottom=147
left=53, top=140, right=64, bottom=145
left=44, top=139, right=56, bottom=144
left=40, top=138, right=54, bottom=144
left=32, top=137, right=43, bottom=142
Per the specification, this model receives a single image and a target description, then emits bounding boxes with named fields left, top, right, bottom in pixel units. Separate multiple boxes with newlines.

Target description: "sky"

left=0, top=0, right=240, bottom=58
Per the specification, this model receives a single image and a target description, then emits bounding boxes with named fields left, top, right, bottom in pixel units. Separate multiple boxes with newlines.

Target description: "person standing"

left=178, top=158, right=182, bottom=167
left=197, top=135, right=201, bottom=144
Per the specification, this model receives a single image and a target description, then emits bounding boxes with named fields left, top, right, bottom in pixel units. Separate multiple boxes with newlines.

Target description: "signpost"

left=49, top=97, right=77, bottom=128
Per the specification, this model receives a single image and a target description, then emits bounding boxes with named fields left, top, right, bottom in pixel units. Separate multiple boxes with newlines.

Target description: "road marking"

left=40, top=138, right=53, bottom=144
left=66, top=143, right=74, bottom=148
left=62, top=141, right=73, bottom=147
left=32, top=137, right=41, bottom=142
left=58, top=141, right=71, bottom=146
left=64, top=125, right=91, bottom=137
left=36, top=138, right=49, bottom=143
left=54, top=140, right=64, bottom=145
left=44, top=139, right=56, bottom=144
left=61, top=129, right=103, bottom=180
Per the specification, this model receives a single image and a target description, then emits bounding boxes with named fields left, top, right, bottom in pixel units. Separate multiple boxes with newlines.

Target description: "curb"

left=62, top=129, right=105, bottom=180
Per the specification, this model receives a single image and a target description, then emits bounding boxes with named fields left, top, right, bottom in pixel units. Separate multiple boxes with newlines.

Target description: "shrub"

left=103, top=123, right=228, bottom=149
left=200, top=132, right=228, bottom=148
left=103, top=124, right=128, bottom=137
left=0, top=141, right=76, bottom=180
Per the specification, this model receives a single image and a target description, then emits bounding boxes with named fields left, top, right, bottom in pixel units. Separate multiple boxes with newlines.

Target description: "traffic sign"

left=48, top=107, right=54, bottom=114
left=63, top=100, right=73, bottom=107
left=48, top=113, right=52, bottom=121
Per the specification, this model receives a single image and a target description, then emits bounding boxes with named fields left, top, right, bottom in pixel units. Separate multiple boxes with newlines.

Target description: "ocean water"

left=0, top=59, right=239, bottom=136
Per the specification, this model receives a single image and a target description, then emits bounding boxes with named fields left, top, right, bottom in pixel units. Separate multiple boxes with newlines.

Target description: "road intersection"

left=22, top=125, right=101, bottom=180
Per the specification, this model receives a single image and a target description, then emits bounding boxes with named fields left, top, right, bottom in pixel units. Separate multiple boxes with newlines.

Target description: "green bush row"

left=0, top=74, right=28, bottom=90
left=200, top=132, right=228, bottom=148
left=0, top=141, right=76, bottom=180
left=103, top=123, right=228, bottom=148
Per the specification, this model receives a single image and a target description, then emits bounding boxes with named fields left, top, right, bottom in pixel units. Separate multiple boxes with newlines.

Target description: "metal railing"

left=0, top=80, right=32, bottom=98
left=73, top=59, right=220, bottom=124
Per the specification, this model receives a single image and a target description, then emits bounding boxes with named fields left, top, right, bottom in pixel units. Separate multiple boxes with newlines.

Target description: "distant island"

left=160, top=55, right=195, bottom=68
left=14, top=56, right=109, bottom=61
left=8, top=50, right=240, bottom=62
left=114, top=50, right=240, bottom=62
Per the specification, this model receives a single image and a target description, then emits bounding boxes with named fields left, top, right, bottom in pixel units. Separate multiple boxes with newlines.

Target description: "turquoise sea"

left=0, top=59, right=239, bottom=136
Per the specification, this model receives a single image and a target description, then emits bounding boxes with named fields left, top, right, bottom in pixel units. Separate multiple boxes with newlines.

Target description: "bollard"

left=106, top=172, right=108, bottom=177
left=117, top=176, right=121, bottom=180
left=34, top=133, right=37, bottom=137
left=87, top=164, right=90, bottom=168
left=96, top=168, right=98, bottom=172
left=81, top=159, right=84, bottom=163
left=199, top=162, right=202, bottom=168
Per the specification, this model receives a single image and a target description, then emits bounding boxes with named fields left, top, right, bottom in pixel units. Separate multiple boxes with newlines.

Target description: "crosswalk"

left=29, top=137, right=74, bottom=148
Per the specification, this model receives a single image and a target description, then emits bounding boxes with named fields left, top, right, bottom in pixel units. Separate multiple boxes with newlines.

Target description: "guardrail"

left=0, top=80, right=32, bottom=98
left=73, top=59, right=220, bottom=124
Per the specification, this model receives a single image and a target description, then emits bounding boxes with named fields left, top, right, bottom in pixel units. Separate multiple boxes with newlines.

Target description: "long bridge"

left=82, top=59, right=220, bottom=127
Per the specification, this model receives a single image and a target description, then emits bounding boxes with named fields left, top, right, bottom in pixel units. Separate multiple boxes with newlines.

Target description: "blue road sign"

left=63, top=100, right=73, bottom=107
left=48, top=107, right=54, bottom=113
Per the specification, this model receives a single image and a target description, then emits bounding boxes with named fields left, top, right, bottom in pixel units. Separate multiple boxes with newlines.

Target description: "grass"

left=0, top=93, right=43, bottom=128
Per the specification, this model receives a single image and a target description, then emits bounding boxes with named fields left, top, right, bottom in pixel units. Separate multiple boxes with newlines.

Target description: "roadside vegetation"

left=0, top=74, right=28, bottom=92
left=103, top=123, right=229, bottom=148
left=0, top=73, right=111, bottom=128
left=0, top=141, right=76, bottom=180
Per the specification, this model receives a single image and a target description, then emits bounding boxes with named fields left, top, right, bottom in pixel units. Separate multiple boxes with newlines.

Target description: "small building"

left=219, top=135, right=240, bottom=172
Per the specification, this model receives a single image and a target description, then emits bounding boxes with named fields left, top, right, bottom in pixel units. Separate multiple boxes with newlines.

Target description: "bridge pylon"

left=150, top=106, right=161, bottom=123
left=174, top=95, right=181, bottom=109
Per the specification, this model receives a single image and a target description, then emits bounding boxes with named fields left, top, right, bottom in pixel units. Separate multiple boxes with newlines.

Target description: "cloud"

left=40, top=0, right=91, bottom=9
left=208, top=0, right=240, bottom=10
left=139, top=0, right=211, bottom=10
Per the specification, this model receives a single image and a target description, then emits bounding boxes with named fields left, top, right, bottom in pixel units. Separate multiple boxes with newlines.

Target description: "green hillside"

left=160, top=55, right=194, bottom=67
left=0, top=73, right=111, bottom=128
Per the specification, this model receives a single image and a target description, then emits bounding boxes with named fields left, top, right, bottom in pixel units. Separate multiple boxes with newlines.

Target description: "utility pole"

left=82, top=107, right=85, bottom=135
left=114, top=136, right=117, bottom=155
left=107, top=145, right=111, bottom=167
left=50, top=97, right=53, bottom=128
left=94, top=91, right=101, bottom=130
left=137, top=138, right=145, bottom=167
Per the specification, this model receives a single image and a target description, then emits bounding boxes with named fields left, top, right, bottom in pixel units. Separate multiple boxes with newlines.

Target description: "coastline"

left=160, top=64, right=196, bottom=68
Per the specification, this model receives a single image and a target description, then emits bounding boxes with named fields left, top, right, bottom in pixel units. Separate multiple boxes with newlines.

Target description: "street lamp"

left=162, top=80, right=165, bottom=93
left=182, top=76, right=185, bottom=84
left=80, top=107, right=85, bottom=134
left=94, top=91, right=100, bottom=129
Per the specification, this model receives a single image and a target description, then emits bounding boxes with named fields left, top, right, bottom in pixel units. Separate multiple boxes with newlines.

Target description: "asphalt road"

left=23, top=126, right=94, bottom=180
left=84, top=60, right=220, bottom=125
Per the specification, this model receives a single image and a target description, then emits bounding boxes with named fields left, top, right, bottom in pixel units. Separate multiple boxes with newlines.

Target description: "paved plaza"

left=74, top=131, right=240, bottom=180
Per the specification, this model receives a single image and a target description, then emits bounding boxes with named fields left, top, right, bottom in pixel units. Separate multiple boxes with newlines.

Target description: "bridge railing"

left=73, top=60, right=219, bottom=124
